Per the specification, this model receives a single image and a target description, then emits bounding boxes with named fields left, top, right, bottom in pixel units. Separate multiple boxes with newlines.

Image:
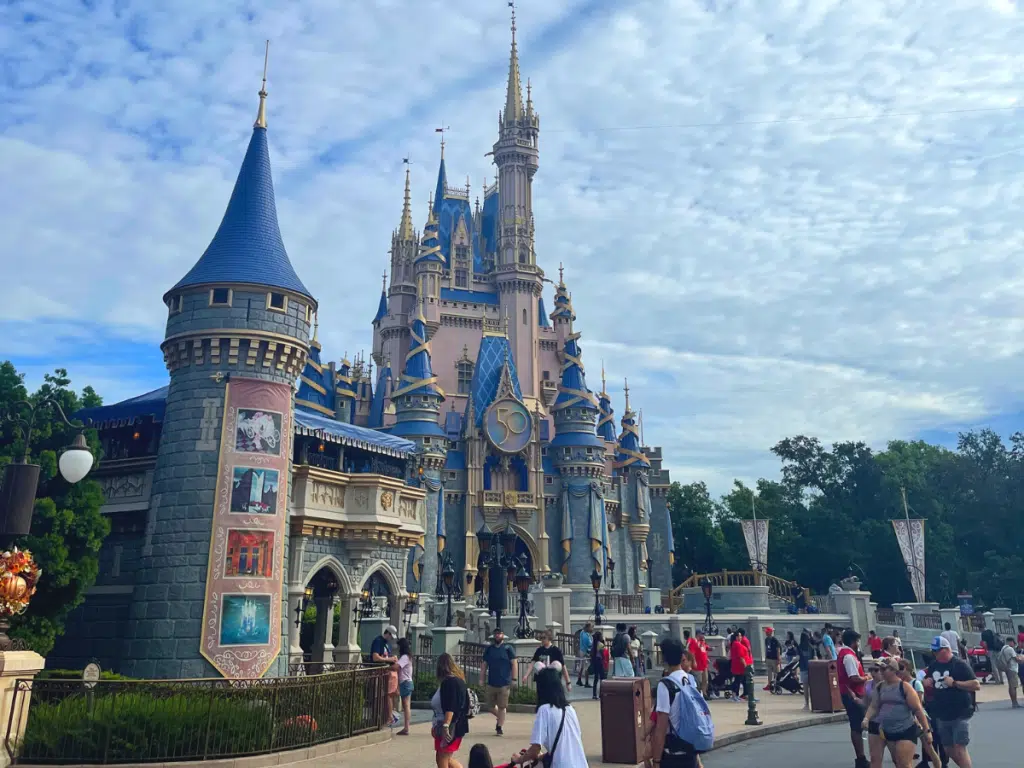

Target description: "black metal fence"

left=7, top=665, right=391, bottom=765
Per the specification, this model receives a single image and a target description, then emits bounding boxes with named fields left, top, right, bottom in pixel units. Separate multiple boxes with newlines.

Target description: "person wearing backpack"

left=651, top=638, right=715, bottom=768
left=611, top=623, right=634, bottom=678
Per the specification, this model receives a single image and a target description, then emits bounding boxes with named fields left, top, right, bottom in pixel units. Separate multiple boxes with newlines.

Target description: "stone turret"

left=123, top=72, right=314, bottom=679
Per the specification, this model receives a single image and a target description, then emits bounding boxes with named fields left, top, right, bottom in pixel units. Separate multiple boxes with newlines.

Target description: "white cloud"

left=3, top=0, right=1024, bottom=495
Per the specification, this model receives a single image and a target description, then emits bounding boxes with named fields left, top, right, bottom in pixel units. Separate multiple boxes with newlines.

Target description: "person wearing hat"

left=481, top=627, right=516, bottom=735
left=371, top=624, right=400, bottom=727
left=763, top=627, right=781, bottom=691
left=923, top=635, right=979, bottom=768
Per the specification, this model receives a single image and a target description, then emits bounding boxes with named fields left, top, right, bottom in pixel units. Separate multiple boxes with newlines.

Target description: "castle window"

left=167, top=295, right=182, bottom=314
left=267, top=292, right=287, bottom=312
left=457, top=359, right=474, bottom=395
left=210, top=288, right=232, bottom=306
left=455, top=269, right=468, bottom=288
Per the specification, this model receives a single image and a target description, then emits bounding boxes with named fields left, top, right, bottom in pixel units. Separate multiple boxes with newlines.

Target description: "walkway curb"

left=710, top=712, right=847, bottom=751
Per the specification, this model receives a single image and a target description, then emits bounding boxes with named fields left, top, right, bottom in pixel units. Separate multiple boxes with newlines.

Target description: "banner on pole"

left=741, top=519, right=769, bottom=572
left=891, top=518, right=926, bottom=603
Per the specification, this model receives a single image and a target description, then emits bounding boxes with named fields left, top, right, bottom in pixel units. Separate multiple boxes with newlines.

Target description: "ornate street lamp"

left=441, top=553, right=456, bottom=627
left=514, top=564, right=533, bottom=639
left=700, top=575, right=718, bottom=635
left=590, top=568, right=603, bottom=625
left=608, top=557, right=616, bottom=590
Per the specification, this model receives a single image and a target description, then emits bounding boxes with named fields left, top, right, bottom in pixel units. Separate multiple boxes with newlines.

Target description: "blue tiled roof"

left=167, top=127, right=313, bottom=301
left=440, top=288, right=499, bottom=305
left=76, top=386, right=169, bottom=427
left=373, top=289, right=388, bottom=323
left=445, top=450, right=466, bottom=470
left=468, top=335, right=522, bottom=426
left=293, top=409, right=414, bottom=457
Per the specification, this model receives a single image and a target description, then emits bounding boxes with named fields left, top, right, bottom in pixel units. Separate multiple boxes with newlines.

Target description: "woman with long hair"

left=509, top=667, right=589, bottom=768
left=395, top=636, right=414, bottom=736
left=861, top=657, right=933, bottom=768
left=432, top=653, right=470, bottom=768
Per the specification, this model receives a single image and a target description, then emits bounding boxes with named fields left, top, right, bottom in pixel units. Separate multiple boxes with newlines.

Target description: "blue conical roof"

left=615, top=401, right=650, bottom=469
left=167, top=126, right=312, bottom=301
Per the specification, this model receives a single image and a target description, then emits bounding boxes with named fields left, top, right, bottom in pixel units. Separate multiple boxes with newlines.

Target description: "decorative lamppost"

left=700, top=576, right=718, bottom=636
left=514, top=564, right=533, bottom=639
left=590, top=568, right=603, bottom=625
left=0, top=398, right=95, bottom=650
left=441, top=553, right=456, bottom=628
left=608, top=557, right=616, bottom=590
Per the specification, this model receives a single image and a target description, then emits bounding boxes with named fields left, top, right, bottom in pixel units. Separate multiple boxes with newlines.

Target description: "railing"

left=960, top=614, right=985, bottom=633
left=876, top=609, right=905, bottom=626
left=603, top=592, right=644, bottom=614
left=669, top=570, right=805, bottom=613
left=8, top=666, right=390, bottom=765
left=994, top=619, right=1014, bottom=636
left=912, top=613, right=942, bottom=630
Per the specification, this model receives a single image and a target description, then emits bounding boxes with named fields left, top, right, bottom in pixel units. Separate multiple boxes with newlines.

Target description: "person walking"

left=861, top=657, right=933, bottom=768
left=995, top=635, right=1023, bottom=709
left=575, top=623, right=593, bottom=688
left=395, top=637, right=414, bottom=735
left=923, top=636, right=979, bottom=768
left=763, top=627, right=781, bottom=691
left=940, top=623, right=962, bottom=659
left=432, top=654, right=470, bottom=768
left=508, top=667, right=589, bottom=768
left=688, top=630, right=710, bottom=699
left=481, top=627, right=515, bottom=736
left=589, top=630, right=607, bottom=700
left=837, top=629, right=869, bottom=768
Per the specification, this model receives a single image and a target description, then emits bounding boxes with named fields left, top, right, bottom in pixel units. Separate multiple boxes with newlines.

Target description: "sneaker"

left=496, top=726, right=504, bottom=736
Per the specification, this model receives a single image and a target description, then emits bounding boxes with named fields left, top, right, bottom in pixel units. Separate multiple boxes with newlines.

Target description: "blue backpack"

left=660, top=676, right=715, bottom=754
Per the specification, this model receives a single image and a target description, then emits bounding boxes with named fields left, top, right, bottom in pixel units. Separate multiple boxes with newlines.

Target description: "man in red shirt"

left=867, top=630, right=883, bottom=659
left=687, top=629, right=710, bottom=698
left=836, top=629, right=868, bottom=768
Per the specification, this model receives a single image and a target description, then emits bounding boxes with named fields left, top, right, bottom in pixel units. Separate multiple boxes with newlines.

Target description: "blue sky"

left=4, top=0, right=1024, bottom=495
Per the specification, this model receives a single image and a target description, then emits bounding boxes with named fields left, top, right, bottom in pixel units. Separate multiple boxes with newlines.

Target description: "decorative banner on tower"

left=201, top=377, right=291, bottom=679
left=891, top=518, right=926, bottom=603
left=740, top=519, right=769, bottom=573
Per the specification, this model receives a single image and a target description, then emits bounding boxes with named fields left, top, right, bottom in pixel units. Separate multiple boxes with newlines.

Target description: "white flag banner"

left=741, top=519, right=769, bottom=572
left=892, top=519, right=926, bottom=603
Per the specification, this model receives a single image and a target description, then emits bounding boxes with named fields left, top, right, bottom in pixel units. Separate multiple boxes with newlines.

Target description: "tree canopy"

left=0, top=362, right=110, bottom=653
left=668, top=431, right=1024, bottom=611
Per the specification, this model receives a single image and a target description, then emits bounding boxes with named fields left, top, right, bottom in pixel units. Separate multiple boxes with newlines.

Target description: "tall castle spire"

left=504, top=2, right=524, bottom=125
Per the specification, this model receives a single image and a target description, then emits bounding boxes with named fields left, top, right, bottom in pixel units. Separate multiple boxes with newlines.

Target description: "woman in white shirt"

left=508, top=667, right=589, bottom=768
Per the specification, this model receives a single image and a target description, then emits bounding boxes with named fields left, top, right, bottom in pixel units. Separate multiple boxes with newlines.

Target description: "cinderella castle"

left=56, top=16, right=676, bottom=679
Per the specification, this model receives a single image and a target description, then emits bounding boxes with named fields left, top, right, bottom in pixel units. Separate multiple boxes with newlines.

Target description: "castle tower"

left=614, top=381, right=653, bottom=595
left=390, top=299, right=447, bottom=594
left=376, top=169, right=419, bottom=371
left=549, top=284, right=607, bottom=607
left=493, top=7, right=543, bottom=404
left=123, top=63, right=315, bottom=679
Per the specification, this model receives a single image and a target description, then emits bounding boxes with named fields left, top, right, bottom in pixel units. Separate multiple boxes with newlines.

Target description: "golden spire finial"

left=254, top=40, right=269, bottom=129
left=623, top=378, right=630, bottom=412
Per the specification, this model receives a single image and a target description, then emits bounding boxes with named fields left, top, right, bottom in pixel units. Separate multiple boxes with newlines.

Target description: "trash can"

left=599, top=677, right=651, bottom=764
left=808, top=659, right=842, bottom=712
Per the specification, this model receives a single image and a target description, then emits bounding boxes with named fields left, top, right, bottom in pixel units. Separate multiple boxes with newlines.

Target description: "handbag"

left=540, top=707, right=567, bottom=768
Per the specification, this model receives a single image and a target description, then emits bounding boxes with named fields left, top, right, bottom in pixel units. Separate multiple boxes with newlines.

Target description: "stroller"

left=769, top=658, right=802, bottom=694
left=707, top=658, right=733, bottom=698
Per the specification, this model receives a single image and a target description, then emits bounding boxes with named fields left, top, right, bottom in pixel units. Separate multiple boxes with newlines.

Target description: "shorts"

left=486, top=684, right=510, bottom=709
left=935, top=718, right=970, bottom=747
left=842, top=693, right=865, bottom=733
left=399, top=680, right=414, bottom=699
left=434, top=735, right=463, bottom=754
left=1007, top=669, right=1020, bottom=693
left=880, top=723, right=920, bottom=743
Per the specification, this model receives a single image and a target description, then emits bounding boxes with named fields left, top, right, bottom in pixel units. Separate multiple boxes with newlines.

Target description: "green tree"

left=0, top=362, right=110, bottom=653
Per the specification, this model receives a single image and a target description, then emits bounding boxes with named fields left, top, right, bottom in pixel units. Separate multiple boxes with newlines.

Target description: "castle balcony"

left=290, top=465, right=426, bottom=551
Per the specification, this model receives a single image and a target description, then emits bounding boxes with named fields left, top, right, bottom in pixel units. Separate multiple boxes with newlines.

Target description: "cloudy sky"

left=3, top=0, right=1024, bottom=496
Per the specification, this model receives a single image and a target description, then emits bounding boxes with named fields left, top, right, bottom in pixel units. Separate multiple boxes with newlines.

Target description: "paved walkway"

left=327, top=677, right=1014, bottom=768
